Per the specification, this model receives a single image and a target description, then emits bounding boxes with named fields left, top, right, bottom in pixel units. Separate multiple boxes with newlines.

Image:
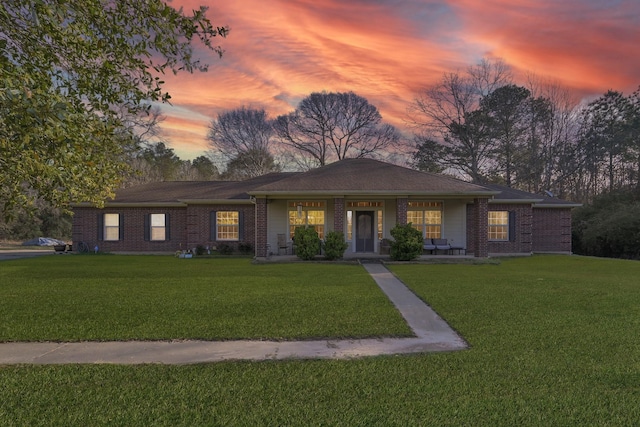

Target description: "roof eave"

left=178, top=199, right=253, bottom=205
left=490, top=198, right=543, bottom=204
left=534, top=202, right=582, bottom=208
left=249, top=190, right=499, bottom=198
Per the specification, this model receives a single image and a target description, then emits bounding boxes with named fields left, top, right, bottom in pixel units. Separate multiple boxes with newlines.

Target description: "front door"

left=355, top=211, right=375, bottom=252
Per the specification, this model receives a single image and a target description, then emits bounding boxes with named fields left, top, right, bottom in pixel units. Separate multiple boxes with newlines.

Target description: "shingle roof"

left=249, top=158, right=494, bottom=195
left=102, top=160, right=579, bottom=207
left=109, top=172, right=294, bottom=203
left=484, top=184, right=581, bottom=207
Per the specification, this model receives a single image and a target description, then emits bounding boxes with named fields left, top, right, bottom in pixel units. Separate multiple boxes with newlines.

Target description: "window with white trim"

left=103, top=213, right=120, bottom=241
left=288, top=201, right=325, bottom=239
left=216, top=211, right=240, bottom=241
left=407, top=201, right=442, bottom=239
left=488, top=211, right=509, bottom=241
left=150, top=214, right=167, bottom=241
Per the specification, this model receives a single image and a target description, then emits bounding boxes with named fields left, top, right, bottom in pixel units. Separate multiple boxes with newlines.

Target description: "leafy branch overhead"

left=0, top=0, right=227, bottom=217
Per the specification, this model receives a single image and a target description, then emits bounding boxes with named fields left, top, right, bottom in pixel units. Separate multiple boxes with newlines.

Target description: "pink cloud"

left=158, top=0, right=640, bottom=159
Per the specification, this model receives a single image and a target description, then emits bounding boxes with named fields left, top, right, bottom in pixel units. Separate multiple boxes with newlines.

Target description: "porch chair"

left=277, top=233, right=290, bottom=255
left=433, top=238, right=451, bottom=254
left=423, top=238, right=436, bottom=254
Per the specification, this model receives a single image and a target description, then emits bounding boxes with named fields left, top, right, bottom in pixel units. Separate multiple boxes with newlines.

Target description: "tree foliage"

left=274, top=91, right=401, bottom=167
left=207, top=107, right=280, bottom=179
left=0, top=0, right=227, bottom=217
left=409, top=58, right=512, bottom=182
left=573, top=189, right=640, bottom=259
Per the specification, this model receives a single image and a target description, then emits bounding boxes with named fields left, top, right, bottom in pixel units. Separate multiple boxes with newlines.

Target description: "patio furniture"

left=433, top=238, right=451, bottom=254
left=423, top=238, right=436, bottom=254
left=277, top=233, right=290, bottom=255
left=449, top=246, right=466, bottom=255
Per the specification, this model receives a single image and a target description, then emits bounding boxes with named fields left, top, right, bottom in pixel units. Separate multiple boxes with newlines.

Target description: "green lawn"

left=0, top=256, right=411, bottom=341
left=2, top=255, right=640, bottom=425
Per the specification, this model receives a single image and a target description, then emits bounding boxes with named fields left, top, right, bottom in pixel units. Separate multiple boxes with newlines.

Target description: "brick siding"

left=73, top=204, right=255, bottom=254
left=487, top=203, right=533, bottom=254
left=396, top=197, right=408, bottom=225
left=532, top=208, right=573, bottom=253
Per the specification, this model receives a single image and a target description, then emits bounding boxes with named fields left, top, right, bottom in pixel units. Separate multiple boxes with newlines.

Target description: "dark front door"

left=355, top=211, right=375, bottom=252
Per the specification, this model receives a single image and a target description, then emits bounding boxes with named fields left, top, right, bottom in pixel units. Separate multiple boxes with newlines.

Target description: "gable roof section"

left=249, top=158, right=496, bottom=196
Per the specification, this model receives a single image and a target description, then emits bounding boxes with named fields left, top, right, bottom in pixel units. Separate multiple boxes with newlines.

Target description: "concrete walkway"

left=0, top=263, right=467, bottom=365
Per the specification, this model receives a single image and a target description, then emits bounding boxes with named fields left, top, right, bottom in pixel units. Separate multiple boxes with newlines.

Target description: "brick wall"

left=396, top=197, right=408, bottom=225
left=467, top=203, right=572, bottom=255
left=73, top=204, right=256, bottom=253
left=333, top=198, right=345, bottom=233
left=488, top=203, right=533, bottom=254
left=255, top=198, right=268, bottom=257
left=532, top=208, right=573, bottom=253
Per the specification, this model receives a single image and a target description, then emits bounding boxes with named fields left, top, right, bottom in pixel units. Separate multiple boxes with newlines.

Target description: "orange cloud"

left=160, top=0, right=639, bottom=160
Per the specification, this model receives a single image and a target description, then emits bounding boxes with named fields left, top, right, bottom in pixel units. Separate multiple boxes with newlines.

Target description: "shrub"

left=323, top=231, right=349, bottom=260
left=217, top=243, right=233, bottom=255
left=238, top=242, right=253, bottom=255
left=389, top=223, right=423, bottom=261
left=195, top=245, right=207, bottom=256
left=294, top=226, right=320, bottom=261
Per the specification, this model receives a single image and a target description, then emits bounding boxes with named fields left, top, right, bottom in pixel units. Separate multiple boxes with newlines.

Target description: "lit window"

left=104, top=213, right=120, bottom=241
left=488, top=211, right=509, bottom=241
left=217, top=211, right=239, bottom=241
left=288, top=201, right=325, bottom=239
left=407, top=201, right=442, bottom=239
left=377, top=210, right=383, bottom=240
left=150, top=214, right=166, bottom=241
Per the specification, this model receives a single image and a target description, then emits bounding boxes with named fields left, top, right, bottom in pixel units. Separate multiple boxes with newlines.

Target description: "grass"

left=0, top=256, right=411, bottom=341
left=1, top=255, right=640, bottom=425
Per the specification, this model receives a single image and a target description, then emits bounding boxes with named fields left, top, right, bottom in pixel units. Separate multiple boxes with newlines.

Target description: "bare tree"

left=207, top=107, right=279, bottom=178
left=273, top=91, right=401, bottom=167
left=408, top=58, right=512, bottom=182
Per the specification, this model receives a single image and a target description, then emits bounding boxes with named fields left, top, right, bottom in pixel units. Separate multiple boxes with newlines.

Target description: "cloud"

left=158, top=0, right=640, bottom=159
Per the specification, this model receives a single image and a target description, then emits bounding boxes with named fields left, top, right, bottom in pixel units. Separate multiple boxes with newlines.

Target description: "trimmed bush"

left=389, top=223, right=423, bottom=261
left=294, top=226, right=320, bottom=261
left=324, top=231, right=349, bottom=260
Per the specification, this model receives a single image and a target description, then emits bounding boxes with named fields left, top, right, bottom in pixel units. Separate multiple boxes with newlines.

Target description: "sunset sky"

left=158, top=0, right=640, bottom=161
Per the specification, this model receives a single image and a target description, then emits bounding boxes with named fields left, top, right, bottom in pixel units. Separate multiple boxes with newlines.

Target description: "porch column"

left=255, top=197, right=268, bottom=258
left=474, top=197, right=489, bottom=258
left=333, top=197, right=345, bottom=234
left=396, top=197, right=408, bottom=225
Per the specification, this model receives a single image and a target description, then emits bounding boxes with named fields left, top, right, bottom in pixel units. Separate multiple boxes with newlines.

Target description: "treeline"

left=408, top=59, right=640, bottom=204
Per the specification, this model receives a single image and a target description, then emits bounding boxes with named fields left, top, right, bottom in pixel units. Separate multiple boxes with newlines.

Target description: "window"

left=488, top=211, right=509, bottom=241
left=144, top=213, right=170, bottom=242
left=407, top=201, right=442, bottom=239
left=288, top=201, right=325, bottom=239
left=216, top=211, right=240, bottom=241
left=150, top=214, right=166, bottom=241
left=103, top=213, right=120, bottom=241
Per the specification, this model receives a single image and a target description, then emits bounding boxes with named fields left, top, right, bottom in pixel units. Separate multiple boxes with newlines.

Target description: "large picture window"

left=407, top=201, right=442, bottom=239
left=288, top=201, right=325, bottom=239
left=216, top=211, right=240, bottom=241
left=103, top=213, right=120, bottom=241
left=488, top=211, right=509, bottom=241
